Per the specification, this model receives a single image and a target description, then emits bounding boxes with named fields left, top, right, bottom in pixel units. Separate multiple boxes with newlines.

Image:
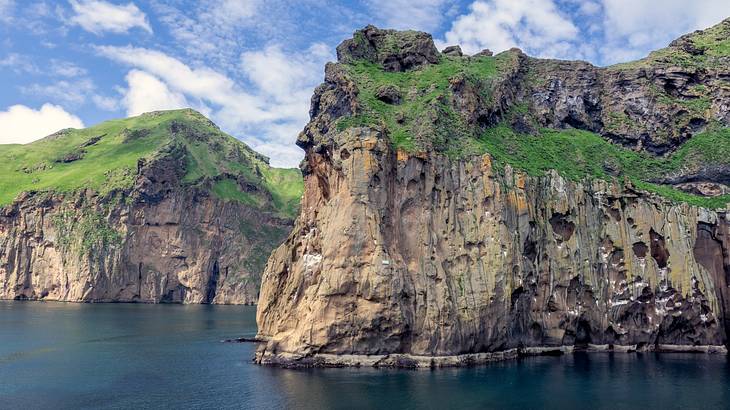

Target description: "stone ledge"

left=255, top=344, right=728, bottom=369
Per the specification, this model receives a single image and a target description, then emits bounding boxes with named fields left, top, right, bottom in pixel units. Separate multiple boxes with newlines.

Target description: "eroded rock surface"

left=256, top=22, right=730, bottom=366
left=0, top=110, right=298, bottom=304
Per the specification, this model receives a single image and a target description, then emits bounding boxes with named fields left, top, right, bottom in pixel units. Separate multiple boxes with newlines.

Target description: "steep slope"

left=256, top=20, right=730, bottom=366
left=0, top=109, right=302, bottom=304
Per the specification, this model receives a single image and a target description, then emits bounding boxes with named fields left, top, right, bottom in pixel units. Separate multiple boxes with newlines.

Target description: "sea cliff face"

left=256, top=21, right=730, bottom=366
left=0, top=110, right=301, bottom=304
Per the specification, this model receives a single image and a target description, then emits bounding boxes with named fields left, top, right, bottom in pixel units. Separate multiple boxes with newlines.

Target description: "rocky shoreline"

left=255, top=22, right=730, bottom=367
left=255, top=344, right=728, bottom=369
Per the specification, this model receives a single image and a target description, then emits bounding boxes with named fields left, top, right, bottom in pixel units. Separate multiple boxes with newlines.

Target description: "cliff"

left=0, top=109, right=302, bottom=304
left=256, top=20, right=730, bottom=366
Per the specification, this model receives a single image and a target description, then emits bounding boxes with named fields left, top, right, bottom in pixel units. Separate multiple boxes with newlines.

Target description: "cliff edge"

left=0, top=109, right=302, bottom=304
left=255, top=20, right=730, bottom=366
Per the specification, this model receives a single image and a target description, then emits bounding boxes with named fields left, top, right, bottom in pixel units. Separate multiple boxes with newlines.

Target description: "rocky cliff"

left=256, top=20, right=730, bottom=366
left=0, top=109, right=302, bottom=304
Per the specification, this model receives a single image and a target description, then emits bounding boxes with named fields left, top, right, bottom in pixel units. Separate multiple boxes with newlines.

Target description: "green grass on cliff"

left=478, top=125, right=730, bottom=208
left=0, top=113, right=169, bottom=205
left=336, top=23, right=730, bottom=209
left=338, top=55, right=502, bottom=154
left=0, top=109, right=303, bottom=218
left=610, top=19, right=730, bottom=70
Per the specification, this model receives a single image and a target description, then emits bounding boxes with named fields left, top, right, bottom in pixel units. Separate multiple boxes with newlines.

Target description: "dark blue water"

left=2, top=301, right=730, bottom=410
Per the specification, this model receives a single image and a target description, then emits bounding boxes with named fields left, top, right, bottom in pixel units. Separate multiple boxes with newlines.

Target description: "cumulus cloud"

left=122, top=70, right=188, bottom=116
left=440, top=0, right=579, bottom=58
left=599, top=0, right=730, bottom=63
left=96, top=43, right=331, bottom=167
left=240, top=43, right=330, bottom=119
left=69, top=0, right=152, bottom=35
left=0, top=104, right=84, bottom=144
left=95, top=45, right=269, bottom=125
left=366, top=0, right=449, bottom=32
left=440, top=0, right=730, bottom=65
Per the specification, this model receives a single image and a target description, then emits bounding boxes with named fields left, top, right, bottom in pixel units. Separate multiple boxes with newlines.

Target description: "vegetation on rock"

left=334, top=20, right=730, bottom=208
left=0, top=109, right=303, bottom=218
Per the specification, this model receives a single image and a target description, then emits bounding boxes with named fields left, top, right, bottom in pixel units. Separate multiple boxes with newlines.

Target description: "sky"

left=0, top=0, right=728, bottom=168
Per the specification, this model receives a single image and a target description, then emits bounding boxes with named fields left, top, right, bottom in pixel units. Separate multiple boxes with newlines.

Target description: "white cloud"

left=152, top=0, right=260, bottom=69
left=122, top=70, right=188, bottom=116
left=0, top=54, right=87, bottom=78
left=21, top=78, right=95, bottom=106
left=0, top=53, right=39, bottom=74
left=69, top=0, right=152, bottom=35
left=50, top=59, right=87, bottom=77
left=440, top=0, right=580, bottom=58
left=0, top=0, right=13, bottom=24
left=92, top=94, right=120, bottom=111
left=439, top=0, right=730, bottom=65
left=240, top=43, right=330, bottom=119
left=366, top=0, right=448, bottom=32
left=0, top=104, right=84, bottom=144
left=599, top=0, right=730, bottom=64
left=95, top=43, right=331, bottom=167
left=95, top=45, right=268, bottom=125
left=207, top=0, right=259, bottom=24
left=578, top=1, right=601, bottom=16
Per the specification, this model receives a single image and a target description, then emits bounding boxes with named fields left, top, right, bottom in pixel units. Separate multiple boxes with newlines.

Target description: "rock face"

left=256, top=22, right=730, bottom=366
left=336, top=25, right=440, bottom=72
left=0, top=110, right=300, bottom=304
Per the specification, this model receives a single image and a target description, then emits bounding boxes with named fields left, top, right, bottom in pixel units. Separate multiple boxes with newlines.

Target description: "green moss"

left=0, top=113, right=170, bottom=205
left=610, top=20, right=730, bottom=70
left=690, top=21, right=730, bottom=57
left=336, top=33, right=730, bottom=209
left=238, top=220, right=288, bottom=274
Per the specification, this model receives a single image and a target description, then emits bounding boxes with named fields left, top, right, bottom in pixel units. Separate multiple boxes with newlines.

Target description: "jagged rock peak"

left=336, top=25, right=440, bottom=72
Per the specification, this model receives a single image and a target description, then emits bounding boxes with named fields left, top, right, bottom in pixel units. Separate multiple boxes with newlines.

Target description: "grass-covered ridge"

left=336, top=35, right=730, bottom=208
left=478, top=125, right=730, bottom=208
left=610, top=18, right=730, bottom=70
left=339, top=54, right=514, bottom=156
left=0, top=109, right=303, bottom=218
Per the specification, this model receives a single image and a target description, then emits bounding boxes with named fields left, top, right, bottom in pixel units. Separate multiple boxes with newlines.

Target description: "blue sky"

left=0, top=0, right=728, bottom=167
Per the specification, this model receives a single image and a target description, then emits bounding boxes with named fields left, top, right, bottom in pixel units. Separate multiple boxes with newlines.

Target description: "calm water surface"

left=1, top=301, right=729, bottom=409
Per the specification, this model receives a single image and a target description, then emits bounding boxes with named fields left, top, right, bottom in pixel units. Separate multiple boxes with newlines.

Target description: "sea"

left=1, top=301, right=729, bottom=409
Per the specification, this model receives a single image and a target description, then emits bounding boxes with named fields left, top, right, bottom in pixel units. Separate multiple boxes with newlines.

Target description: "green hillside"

left=0, top=109, right=303, bottom=218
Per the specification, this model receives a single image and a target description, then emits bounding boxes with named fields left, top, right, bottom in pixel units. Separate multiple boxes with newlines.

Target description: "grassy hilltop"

left=0, top=109, right=303, bottom=218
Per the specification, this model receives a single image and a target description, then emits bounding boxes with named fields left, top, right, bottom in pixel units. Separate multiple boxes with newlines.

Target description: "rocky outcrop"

left=0, top=110, right=298, bottom=304
left=255, top=22, right=730, bottom=366
left=0, top=189, right=289, bottom=304
left=336, top=25, right=439, bottom=72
